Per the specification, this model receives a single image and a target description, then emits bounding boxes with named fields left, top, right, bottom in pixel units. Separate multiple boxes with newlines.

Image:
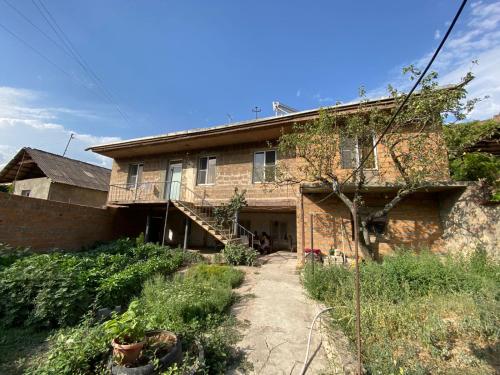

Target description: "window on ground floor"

left=21, top=189, right=31, bottom=197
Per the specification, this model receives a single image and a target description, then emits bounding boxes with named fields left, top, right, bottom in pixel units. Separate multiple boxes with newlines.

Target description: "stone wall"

left=0, top=193, right=144, bottom=251
left=438, top=184, right=499, bottom=259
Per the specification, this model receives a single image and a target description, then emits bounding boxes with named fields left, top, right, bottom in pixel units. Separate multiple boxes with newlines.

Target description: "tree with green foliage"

left=0, top=184, right=12, bottom=193
left=443, top=117, right=499, bottom=201
left=276, top=67, right=478, bottom=259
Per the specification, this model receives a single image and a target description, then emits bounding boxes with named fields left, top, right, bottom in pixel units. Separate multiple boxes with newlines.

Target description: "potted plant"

left=103, top=300, right=146, bottom=365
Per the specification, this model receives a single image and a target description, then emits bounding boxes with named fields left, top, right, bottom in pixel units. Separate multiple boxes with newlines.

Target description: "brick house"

left=0, top=148, right=111, bottom=208
left=88, top=97, right=465, bottom=260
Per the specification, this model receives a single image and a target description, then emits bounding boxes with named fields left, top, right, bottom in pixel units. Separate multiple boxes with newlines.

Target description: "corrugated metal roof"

left=0, top=148, right=111, bottom=191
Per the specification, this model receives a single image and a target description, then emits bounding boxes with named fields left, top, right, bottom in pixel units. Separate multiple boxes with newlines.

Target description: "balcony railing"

left=108, top=181, right=201, bottom=203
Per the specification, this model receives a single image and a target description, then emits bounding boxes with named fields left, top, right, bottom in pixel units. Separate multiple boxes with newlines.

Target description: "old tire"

left=110, top=331, right=182, bottom=375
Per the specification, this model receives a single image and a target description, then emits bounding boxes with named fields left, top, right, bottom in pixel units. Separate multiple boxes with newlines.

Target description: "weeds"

left=302, top=249, right=499, bottom=374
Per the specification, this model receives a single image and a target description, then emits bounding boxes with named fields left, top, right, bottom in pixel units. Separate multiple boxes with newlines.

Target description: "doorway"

left=165, top=162, right=182, bottom=200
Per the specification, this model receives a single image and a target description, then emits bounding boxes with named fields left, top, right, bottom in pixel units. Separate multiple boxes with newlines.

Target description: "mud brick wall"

left=297, top=192, right=444, bottom=262
left=0, top=193, right=145, bottom=251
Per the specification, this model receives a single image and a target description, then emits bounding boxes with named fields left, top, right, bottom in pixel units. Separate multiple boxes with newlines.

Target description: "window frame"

left=252, top=150, right=277, bottom=183
left=196, top=155, right=217, bottom=185
left=21, top=189, right=31, bottom=197
left=340, top=134, right=378, bottom=170
left=126, top=163, right=143, bottom=189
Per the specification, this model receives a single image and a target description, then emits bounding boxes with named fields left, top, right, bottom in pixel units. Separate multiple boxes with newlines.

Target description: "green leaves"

left=0, top=239, right=185, bottom=328
left=221, top=243, right=258, bottom=266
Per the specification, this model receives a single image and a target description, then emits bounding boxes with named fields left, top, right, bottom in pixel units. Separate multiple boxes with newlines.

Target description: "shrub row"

left=0, top=239, right=187, bottom=328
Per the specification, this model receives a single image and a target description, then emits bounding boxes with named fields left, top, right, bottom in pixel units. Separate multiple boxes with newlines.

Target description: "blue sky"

left=1, top=0, right=499, bottom=167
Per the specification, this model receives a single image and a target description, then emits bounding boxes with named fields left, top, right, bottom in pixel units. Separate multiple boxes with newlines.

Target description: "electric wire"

left=339, top=0, right=468, bottom=189
left=32, top=0, right=132, bottom=124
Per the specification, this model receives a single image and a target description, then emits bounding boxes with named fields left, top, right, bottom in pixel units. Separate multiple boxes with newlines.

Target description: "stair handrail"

left=230, top=221, right=255, bottom=249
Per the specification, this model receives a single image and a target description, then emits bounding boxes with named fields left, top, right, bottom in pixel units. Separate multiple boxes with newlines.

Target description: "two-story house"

left=88, top=97, right=463, bottom=260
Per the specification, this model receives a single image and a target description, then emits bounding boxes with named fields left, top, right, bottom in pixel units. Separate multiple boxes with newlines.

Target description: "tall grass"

left=302, top=250, right=499, bottom=374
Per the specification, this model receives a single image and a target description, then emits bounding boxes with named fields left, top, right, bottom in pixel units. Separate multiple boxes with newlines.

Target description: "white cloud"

left=366, top=0, right=500, bottom=120
left=313, top=93, right=335, bottom=104
left=296, top=89, right=301, bottom=97
left=0, top=86, right=120, bottom=169
left=434, top=29, right=441, bottom=40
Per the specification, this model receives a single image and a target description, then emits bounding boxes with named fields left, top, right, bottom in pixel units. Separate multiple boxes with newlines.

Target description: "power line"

left=2, top=0, right=73, bottom=59
left=31, top=0, right=132, bottom=124
left=340, top=0, right=468, bottom=189
left=0, top=21, right=84, bottom=83
left=0, top=19, right=128, bottom=118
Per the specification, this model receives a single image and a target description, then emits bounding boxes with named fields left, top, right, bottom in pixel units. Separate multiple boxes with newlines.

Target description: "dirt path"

left=230, top=252, right=330, bottom=374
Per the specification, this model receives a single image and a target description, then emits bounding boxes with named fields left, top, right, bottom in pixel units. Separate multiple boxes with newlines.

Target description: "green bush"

left=0, top=240, right=186, bottom=328
left=185, top=264, right=244, bottom=288
left=25, top=320, right=112, bottom=375
left=28, top=264, right=245, bottom=375
left=221, top=243, right=258, bottom=266
left=94, top=252, right=184, bottom=308
left=450, top=152, right=500, bottom=184
left=302, top=250, right=500, bottom=374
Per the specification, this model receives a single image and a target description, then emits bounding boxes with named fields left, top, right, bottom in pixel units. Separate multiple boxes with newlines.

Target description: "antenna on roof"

left=252, top=106, right=261, bottom=119
left=63, top=133, right=74, bottom=157
left=272, top=101, right=298, bottom=116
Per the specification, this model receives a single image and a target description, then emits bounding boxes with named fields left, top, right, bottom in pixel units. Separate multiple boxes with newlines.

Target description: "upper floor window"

left=21, top=190, right=31, bottom=197
left=127, top=163, right=143, bottom=188
left=340, top=135, right=377, bottom=169
left=197, top=156, right=216, bottom=185
left=253, top=150, right=276, bottom=183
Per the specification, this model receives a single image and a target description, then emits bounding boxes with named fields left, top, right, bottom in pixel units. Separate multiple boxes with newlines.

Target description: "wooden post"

left=233, top=209, right=239, bottom=237
left=183, top=218, right=189, bottom=250
left=161, top=200, right=170, bottom=246
left=310, top=213, right=314, bottom=274
left=145, top=213, right=151, bottom=243
left=353, top=201, right=362, bottom=374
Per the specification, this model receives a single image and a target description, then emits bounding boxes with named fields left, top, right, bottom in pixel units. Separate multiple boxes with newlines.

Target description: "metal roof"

left=0, top=148, right=111, bottom=191
left=87, top=96, right=398, bottom=152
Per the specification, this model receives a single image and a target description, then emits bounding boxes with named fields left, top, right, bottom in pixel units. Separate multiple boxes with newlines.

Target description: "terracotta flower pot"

left=111, top=338, right=145, bottom=365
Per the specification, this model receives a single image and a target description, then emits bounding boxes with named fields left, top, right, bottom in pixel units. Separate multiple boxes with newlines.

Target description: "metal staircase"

left=169, top=182, right=254, bottom=247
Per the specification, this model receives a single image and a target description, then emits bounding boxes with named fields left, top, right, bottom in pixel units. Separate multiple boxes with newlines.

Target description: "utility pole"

left=252, top=106, right=261, bottom=119
left=63, top=133, right=74, bottom=157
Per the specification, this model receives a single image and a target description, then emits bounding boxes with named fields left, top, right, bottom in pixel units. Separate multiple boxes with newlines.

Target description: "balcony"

left=108, top=181, right=192, bottom=204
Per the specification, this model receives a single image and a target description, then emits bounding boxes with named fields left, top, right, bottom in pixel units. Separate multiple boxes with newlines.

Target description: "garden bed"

left=302, top=250, right=499, bottom=374
left=0, top=248, right=247, bottom=375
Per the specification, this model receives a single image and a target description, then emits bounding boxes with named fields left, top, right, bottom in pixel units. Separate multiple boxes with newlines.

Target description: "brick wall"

left=110, top=142, right=299, bottom=206
left=0, top=193, right=144, bottom=251
left=297, top=192, right=444, bottom=261
left=109, top=128, right=449, bottom=206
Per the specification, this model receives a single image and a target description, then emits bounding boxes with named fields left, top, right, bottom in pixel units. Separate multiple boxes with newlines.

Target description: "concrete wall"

left=297, top=192, right=444, bottom=261
left=438, top=184, right=499, bottom=259
left=0, top=193, right=144, bottom=251
left=13, top=177, right=51, bottom=199
left=49, top=182, right=108, bottom=208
